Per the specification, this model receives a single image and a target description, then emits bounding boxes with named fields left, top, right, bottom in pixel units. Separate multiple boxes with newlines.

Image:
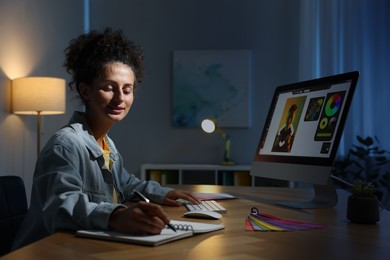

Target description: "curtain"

left=299, top=0, right=390, bottom=155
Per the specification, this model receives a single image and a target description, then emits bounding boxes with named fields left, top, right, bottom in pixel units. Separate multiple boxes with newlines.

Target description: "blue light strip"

left=83, top=0, right=90, bottom=33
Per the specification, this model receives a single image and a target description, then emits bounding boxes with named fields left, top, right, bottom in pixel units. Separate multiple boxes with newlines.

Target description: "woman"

left=12, top=28, right=199, bottom=250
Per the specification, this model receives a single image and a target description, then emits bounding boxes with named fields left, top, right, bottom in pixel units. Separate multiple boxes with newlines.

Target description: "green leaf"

left=357, top=135, right=365, bottom=144
left=364, top=136, right=374, bottom=146
left=351, top=180, right=377, bottom=198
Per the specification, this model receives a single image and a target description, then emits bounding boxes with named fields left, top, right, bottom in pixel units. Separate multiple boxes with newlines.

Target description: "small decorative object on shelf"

left=347, top=180, right=380, bottom=224
left=201, top=118, right=236, bottom=165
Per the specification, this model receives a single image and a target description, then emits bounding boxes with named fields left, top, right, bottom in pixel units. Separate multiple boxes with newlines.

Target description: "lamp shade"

left=12, top=77, right=66, bottom=115
left=201, top=119, right=216, bottom=133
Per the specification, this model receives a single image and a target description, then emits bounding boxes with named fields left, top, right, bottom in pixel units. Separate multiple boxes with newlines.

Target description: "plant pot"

left=347, top=196, right=380, bottom=224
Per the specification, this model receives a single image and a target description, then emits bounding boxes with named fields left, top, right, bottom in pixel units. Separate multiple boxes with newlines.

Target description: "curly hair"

left=63, top=28, right=144, bottom=94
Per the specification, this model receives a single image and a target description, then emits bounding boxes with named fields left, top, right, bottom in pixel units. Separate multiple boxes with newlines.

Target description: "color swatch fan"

left=245, top=207, right=327, bottom=231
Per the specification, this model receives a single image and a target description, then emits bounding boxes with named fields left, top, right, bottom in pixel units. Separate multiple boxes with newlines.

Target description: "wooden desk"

left=3, top=186, right=390, bottom=260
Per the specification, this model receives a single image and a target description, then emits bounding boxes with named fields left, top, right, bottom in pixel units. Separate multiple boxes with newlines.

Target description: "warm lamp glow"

left=12, top=77, right=66, bottom=114
left=12, top=77, right=66, bottom=156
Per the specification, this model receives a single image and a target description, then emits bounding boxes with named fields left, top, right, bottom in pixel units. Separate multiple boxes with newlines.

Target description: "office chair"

left=0, top=176, right=28, bottom=256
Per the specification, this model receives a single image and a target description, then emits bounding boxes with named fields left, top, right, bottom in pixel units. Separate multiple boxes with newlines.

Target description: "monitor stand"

left=275, top=178, right=338, bottom=209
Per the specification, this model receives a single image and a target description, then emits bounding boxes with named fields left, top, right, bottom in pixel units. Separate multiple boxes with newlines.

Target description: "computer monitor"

left=250, top=71, right=359, bottom=208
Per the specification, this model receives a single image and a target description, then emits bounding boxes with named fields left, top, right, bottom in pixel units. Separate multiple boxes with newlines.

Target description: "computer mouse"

left=183, top=210, right=222, bottom=220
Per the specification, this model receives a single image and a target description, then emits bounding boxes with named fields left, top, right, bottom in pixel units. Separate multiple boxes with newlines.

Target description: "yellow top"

left=102, top=138, right=118, bottom=203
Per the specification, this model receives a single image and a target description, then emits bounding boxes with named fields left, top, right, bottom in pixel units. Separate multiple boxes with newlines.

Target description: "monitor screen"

left=250, top=71, right=359, bottom=208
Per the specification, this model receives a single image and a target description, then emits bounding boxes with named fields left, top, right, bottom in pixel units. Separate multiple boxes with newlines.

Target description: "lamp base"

left=220, top=160, right=236, bottom=166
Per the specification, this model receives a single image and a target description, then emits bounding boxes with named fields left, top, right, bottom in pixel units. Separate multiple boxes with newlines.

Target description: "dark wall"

left=89, top=0, right=300, bottom=175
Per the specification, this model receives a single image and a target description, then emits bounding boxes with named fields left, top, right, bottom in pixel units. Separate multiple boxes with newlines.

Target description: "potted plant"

left=347, top=180, right=380, bottom=224
left=332, top=135, right=390, bottom=210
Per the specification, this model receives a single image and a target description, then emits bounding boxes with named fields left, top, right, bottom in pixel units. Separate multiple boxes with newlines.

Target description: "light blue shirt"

left=12, top=111, right=172, bottom=250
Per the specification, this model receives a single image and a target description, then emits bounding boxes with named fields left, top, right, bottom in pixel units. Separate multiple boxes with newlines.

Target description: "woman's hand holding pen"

left=108, top=189, right=199, bottom=235
left=108, top=202, right=170, bottom=235
left=163, top=190, right=201, bottom=206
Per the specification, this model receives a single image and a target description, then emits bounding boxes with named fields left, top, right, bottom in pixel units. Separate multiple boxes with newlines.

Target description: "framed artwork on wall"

left=172, top=50, right=251, bottom=128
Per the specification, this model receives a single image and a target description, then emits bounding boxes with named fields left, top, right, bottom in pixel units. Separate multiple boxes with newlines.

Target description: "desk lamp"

left=201, top=118, right=235, bottom=165
left=12, top=77, right=66, bottom=156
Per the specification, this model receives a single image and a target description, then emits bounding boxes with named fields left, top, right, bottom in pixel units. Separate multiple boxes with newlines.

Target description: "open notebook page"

left=76, top=220, right=224, bottom=246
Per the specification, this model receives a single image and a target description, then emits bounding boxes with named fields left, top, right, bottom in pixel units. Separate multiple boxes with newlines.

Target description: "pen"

left=133, top=190, right=177, bottom=232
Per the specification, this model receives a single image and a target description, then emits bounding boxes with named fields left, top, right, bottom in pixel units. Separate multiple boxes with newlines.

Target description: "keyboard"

left=184, top=200, right=227, bottom=214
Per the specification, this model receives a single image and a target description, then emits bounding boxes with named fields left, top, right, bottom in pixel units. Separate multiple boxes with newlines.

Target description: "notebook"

left=76, top=220, right=224, bottom=246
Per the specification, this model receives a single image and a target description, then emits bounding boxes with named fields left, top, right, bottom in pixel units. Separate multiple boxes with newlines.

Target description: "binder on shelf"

left=161, top=170, right=179, bottom=185
left=234, top=171, right=251, bottom=186
left=148, top=170, right=161, bottom=183
left=222, top=172, right=234, bottom=186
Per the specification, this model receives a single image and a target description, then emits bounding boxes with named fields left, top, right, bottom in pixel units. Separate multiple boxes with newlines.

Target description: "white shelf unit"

left=141, top=163, right=253, bottom=186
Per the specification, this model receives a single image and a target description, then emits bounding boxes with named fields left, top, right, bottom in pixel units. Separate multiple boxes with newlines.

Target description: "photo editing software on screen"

left=259, top=80, right=352, bottom=160
left=251, top=71, right=359, bottom=208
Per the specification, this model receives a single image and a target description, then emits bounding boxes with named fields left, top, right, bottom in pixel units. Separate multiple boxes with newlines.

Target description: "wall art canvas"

left=172, top=50, right=251, bottom=128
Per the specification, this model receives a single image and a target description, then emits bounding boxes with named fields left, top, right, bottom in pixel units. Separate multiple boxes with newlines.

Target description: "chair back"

left=0, top=176, right=28, bottom=256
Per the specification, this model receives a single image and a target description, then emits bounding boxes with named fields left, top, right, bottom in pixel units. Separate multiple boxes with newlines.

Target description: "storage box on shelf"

left=141, top=164, right=253, bottom=186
